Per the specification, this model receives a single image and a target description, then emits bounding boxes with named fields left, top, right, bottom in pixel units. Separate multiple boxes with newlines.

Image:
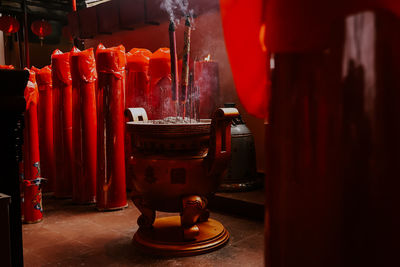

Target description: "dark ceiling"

left=0, top=0, right=87, bottom=22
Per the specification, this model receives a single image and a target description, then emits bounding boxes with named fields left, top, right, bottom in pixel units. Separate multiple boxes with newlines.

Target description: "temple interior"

left=1, top=0, right=399, bottom=267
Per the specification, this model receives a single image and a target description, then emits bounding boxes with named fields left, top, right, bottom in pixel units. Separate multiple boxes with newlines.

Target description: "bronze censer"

left=126, top=107, right=238, bottom=256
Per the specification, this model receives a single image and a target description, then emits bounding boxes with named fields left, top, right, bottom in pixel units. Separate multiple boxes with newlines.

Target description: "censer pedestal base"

left=133, top=216, right=229, bottom=256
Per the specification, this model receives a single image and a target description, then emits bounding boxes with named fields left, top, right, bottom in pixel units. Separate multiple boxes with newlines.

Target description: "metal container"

left=219, top=103, right=259, bottom=192
left=126, top=107, right=238, bottom=256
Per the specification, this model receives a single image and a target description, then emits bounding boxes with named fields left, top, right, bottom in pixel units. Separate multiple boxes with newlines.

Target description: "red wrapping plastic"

left=51, top=49, right=73, bottom=198
left=96, top=45, right=127, bottom=210
left=70, top=47, right=97, bottom=204
left=34, top=65, right=56, bottom=193
left=125, top=48, right=152, bottom=190
left=148, top=48, right=175, bottom=119
left=126, top=48, right=152, bottom=109
left=23, top=68, right=44, bottom=223
left=70, top=47, right=82, bottom=203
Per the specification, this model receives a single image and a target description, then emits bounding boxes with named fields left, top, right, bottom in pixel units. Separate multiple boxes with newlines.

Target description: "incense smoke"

left=160, top=0, right=193, bottom=23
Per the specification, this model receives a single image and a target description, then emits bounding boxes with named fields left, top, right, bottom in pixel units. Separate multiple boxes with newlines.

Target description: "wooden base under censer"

left=133, top=216, right=229, bottom=256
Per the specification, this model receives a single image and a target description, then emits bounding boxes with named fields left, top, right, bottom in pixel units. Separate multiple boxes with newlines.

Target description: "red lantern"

left=0, top=15, right=20, bottom=35
left=31, top=19, right=52, bottom=45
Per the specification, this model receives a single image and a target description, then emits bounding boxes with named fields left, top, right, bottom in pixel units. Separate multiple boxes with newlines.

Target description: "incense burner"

left=126, top=107, right=238, bottom=256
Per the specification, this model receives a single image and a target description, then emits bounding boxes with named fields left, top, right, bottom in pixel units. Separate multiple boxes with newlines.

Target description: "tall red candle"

left=194, top=59, right=220, bottom=119
left=0, top=65, right=15, bottom=69
left=70, top=47, right=82, bottom=203
left=34, top=65, right=55, bottom=193
left=51, top=50, right=73, bottom=198
left=126, top=48, right=152, bottom=109
left=23, top=68, right=44, bottom=223
left=70, top=47, right=98, bottom=204
left=96, top=45, right=127, bottom=210
left=149, top=48, right=174, bottom=119
left=125, top=48, right=152, bottom=191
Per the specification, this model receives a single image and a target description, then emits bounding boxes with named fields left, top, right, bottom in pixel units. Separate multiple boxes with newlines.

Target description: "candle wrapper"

left=23, top=68, right=44, bottom=223
left=51, top=49, right=73, bottom=198
left=34, top=65, right=55, bottom=192
left=96, top=45, right=127, bottom=210
left=70, top=47, right=98, bottom=204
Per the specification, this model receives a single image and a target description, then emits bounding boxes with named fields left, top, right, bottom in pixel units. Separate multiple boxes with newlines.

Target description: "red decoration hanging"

left=0, top=15, right=20, bottom=35
left=31, top=19, right=52, bottom=45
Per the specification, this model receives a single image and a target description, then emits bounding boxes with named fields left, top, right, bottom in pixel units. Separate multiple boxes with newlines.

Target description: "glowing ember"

left=204, top=54, right=211, bottom=62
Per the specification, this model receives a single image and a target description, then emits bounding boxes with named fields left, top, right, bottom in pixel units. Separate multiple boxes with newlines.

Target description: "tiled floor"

left=23, top=197, right=264, bottom=266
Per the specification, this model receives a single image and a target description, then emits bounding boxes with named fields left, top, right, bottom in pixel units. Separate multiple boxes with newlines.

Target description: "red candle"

left=126, top=48, right=152, bottom=109
left=96, top=45, right=127, bottom=210
left=23, top=68, right=44, bottom=223
left=51, top=49, right=73, bottom=198
left=70, top=47, right=97, bottom=204
left=125, top=48, right=152, bottom=191
left=34, top=66, right=55, bottom=193
left=0, top=65, right=15, bottom=69
left=70, top=47, right=82, bottom=203
left=149, top=48, right=175, bottom=119
left=194, top=58, right=220, bottom=119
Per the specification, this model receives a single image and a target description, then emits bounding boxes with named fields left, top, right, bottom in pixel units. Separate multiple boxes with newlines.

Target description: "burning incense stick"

left=180, top=16, right=191, bottom=118
left=169, top=20, right=179, bottom=103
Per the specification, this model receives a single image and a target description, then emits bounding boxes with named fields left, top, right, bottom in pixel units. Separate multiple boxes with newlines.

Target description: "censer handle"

left=206, top=107, right=239, bottom=178
left=125, top=107, right=148, bottom=122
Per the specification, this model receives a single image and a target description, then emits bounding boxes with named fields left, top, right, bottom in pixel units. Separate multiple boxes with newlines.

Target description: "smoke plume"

left=160, top=0, right=192, bottom=23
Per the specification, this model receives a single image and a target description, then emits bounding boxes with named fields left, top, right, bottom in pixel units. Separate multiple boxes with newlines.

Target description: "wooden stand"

left=133, top=216, right=229, bottom=256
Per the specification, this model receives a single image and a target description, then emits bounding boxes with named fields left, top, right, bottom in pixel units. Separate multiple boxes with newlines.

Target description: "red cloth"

left=220, top=0, right=400, bottom=119
left=220, top=0, right=269, bottom=119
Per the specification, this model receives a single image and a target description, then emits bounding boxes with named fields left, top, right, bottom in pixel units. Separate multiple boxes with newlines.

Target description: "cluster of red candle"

left=12, top=27, right=220, bottom=222
left=19, top=44, right=128, bottom=222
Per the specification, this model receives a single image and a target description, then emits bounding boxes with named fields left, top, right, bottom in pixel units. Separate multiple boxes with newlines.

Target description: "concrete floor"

left=23, top=197, right=264, bottom=266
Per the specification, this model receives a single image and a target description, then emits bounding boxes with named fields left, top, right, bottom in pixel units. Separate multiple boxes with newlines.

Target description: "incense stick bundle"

left=169, top=20, right=179, bottom=102
left=180, top=16, right=192, bottom=118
